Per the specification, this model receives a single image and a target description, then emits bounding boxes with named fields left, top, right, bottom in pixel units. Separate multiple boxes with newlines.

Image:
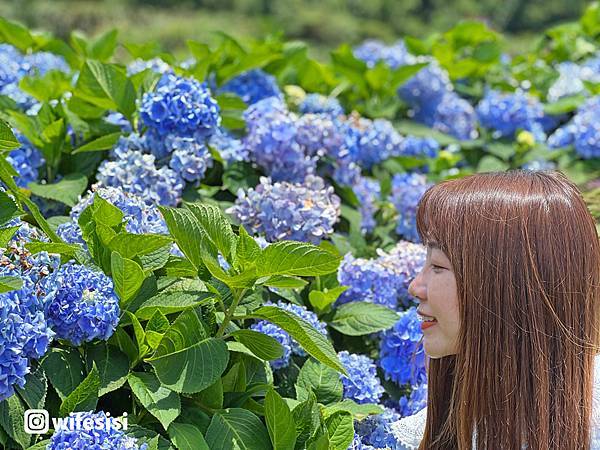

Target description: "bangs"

left=415, top=182, right=455, bottom=252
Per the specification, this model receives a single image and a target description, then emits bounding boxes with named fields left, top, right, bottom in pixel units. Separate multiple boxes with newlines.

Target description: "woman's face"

left=408, top=243, right=460, bottom=359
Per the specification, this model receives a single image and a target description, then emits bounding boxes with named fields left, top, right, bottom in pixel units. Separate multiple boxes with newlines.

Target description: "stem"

left=215, top=288, right=247, bottom=337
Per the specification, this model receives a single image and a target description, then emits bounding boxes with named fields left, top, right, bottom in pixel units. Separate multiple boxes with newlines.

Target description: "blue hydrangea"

left=299, top=94, right=344, bottom=117
left=105, top=112, right=133, bottom=133
left=348, top=434, right=376, bottom=450
left=21, top=51, right=70, bottom=76
left=227, top=175, right=341, bottom=244
left=47, top=410, right=148, bottom=450
left=337, top=241, right=426, bottom=310
left=271, top=302, right=327, bottom=356
left=139, top=72, right=221, bottom=140
left=398, top=383, right=428, bottom=417
left=411, top=92, right=479, bottom=140
left=521, top=159, right=557, bottom=171
left=379, top=306, right=427, bottom=386
left=167, top=135, right=213, bottom=184
left=7, top=134, right=44, bottom=188
left=42, top=262, right=120, bottom=346
left=219, top=69, right=282, bottom=105
left=389, top=173, right=432, bottom=243
left=398, top=61, right=452, bottom=107
left=243, top=97, right=316, bottom=183
left=127, top=57, right=171, bottom=76
left=547, top=96, right=600, bottom=159
left=249, top=320, right=293, bottom=369
left=354, top=407, right=401, bottom=448
left=353, top=177, right=380, bottom=234
left=96, top=138, right=184, bottom=207
left=208, top=128, right=249, bottom=163
left=547, top=57, right=600, bottom=102
left=348, top=116, right=403, bottom=169
left=353, top=39, right=415, bottom=69
left=397, top=136, right=440, bottom=159
left=338, top=351, right=385, bottom=404
left=476, top=90, right=554, bottom=140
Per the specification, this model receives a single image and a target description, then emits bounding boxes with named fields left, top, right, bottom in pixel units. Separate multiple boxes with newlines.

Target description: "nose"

left=408, top=269, right=426, bottom=303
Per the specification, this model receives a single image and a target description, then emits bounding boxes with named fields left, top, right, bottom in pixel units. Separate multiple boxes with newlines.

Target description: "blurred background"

left=0, top=0, right=590, bottom=58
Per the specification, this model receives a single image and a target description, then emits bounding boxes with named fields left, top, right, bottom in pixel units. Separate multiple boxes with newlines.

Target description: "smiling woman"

left=393, top=170, right=600, bottom=450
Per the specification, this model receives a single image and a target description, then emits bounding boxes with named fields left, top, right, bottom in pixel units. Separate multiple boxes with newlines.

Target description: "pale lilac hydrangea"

left=167, top=135, right=213, bottom=184
left=353, top=177, right=380, bottom=234
left=338, top=350, right=385, bottom=404
left=209, top=128, right=249, bottom=163
left=389, top=173, right=432, bottom=243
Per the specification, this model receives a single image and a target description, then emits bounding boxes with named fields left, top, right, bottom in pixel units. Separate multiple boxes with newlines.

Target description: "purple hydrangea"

left=298, top=94, right=344, bottom=117
left=398, top=382, right=428, bottom=417
left=354, top=407, right=401, bottom=448
left=547, top=96, right=600, bottom=159
left=139, top=72, right=221, bottom=140
left=338, top=351, right=385, bottom=404
left=47, top=410, right=147, bottom=450
left=353, top=40, right=415, bottom=69
left=166, top=135, right=213, bottom=184
left=7, top=134, right=44, bottom=188
left=96, top=138, right=184, bottom=206
left=228, top=175, right=341, bottom=244
left=379, top=306, right=427, bottom=386
left=219, top=69, right=282, bottom=105
left=337, top=241, right=426, bottom=310
left=42, top=262, right=120, bottom=346
left=353, top=177, right=380, bottom=234
left=389, top=173, right=432, bottom=243
left=208, top=128, right=249, bottom=163
left=243, top=97, right=316, bottom=183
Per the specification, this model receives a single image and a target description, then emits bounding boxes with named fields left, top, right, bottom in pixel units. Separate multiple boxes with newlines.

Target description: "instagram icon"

left=24, top=409, right=50, bottom=435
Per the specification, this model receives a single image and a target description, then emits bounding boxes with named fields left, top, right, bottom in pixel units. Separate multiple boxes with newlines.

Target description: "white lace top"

left=391, top=354, right=600, bottom=449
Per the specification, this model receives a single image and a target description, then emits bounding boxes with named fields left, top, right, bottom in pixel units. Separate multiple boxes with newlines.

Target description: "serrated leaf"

left=41, top=348, right=85, bottom=400
left=0, top=225, right=19, bottom=248
left=159, top=206, right=205, bottom=271
left=322, top=400, right=383, bottom=421
left=235, top=225, right=261, bottom=268
left=129, top=372, right=181, bottom=431
left=256, top=242, right=341, bottom=277
left=168, top=422, right=209, bottom=450
left=85, top=342, right=129, bottom=396
left=0, top=190, right=21, bottom=225
left=205, top=408, right=272, bottom=450
left=230, top=330, right=284, bottom=361
left=59, top=364, right=100, bottom=416
left=325, top=411, right=354, bottom=450
left=185, top=202, right=236, bottom=261
left=0, top=393, right=31, bottom=448
left=25, top=241, right=81, bottom=257
left=0, top=119, right=19, bottom=150
left=329, top=302, right=400, bottom=336
left=147, top=309, right=229, bottom=393
left=135, top=290, right=214, bottom=320
left=109, top=233, right=173, bottom=259
left=265, top=389, right=296, bottom=450
left=16, top=367, right=47, bottom=410
left=260, top=275, right=308, bottom=289
left=296, top=359, right=343, bottom=405
left=111, top=251, right=145, bottom=307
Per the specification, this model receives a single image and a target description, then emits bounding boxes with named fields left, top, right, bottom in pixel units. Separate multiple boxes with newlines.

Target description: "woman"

left=391, top=170, right=600, bottom=449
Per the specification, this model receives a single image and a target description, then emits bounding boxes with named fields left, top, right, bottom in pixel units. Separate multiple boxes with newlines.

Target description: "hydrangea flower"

left=521, top=159, right=557, bottom=171
left=96, top=139, right=184, bottom=206
left=547, top=57, right=600, bottom=102
left=21, top=51, right=70, bottom=76
left=398, top=382, right=428, bottom=417
left=338, top=351, right=385, bottom=404
left=127, top=57, right=171, bottom=76
left=337, top=241, right=426, bottom=309
left=7, top=134, right=44, bottom=188
left=547, top=96, right=600, bottom=159
left=389, top=173, right=432, bottom=243
left=42, top=262, right=120, bottom=346
left=228, top=175, right=341, bottom=244
left=353, top=39, right=415, bottom=69
left=398, top=61, right=452, bottom=108
left=348, top=434, right=376, bottom=450
left=347, top=116, right=403, bottom=169
left=208, top=128, right=249, bottom=163
left=139, top=72, right=221, bottom=140
left=105, top=112, right=133, bottom=133
left=243, top=97, right=316, bottom=183
left=47, top=410, right=148, bottom=450
left=298, top=94, right=344, bottom=117
left=167, top=136, right=213, bottom=184
left=250, top=301, right=327, bottom=369
left=379, top=307, right=427, bottom=386
left=354, top=407, right=401, bottom=448
left=219, top=69, right=282, bottom=105
left=397, top=136, right=440, bottom=159
left=353, top=177, right=380, bottom=234
left=411, top=92, right=479, bottom=140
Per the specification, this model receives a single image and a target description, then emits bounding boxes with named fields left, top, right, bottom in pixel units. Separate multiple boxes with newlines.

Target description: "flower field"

left=0, top=4, right=599, bottom=450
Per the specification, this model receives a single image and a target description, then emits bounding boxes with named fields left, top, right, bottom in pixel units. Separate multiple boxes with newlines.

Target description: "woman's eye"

left=431, top=264, right=444, bottom=273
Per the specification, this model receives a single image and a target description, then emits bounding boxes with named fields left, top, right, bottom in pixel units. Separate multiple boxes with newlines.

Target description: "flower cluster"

left=547, top=96, right=600, bottom=159
left=209, top=128, right=249, bottom=163
left=139, top=72, right=221, bottom=140
left=42, top=262, right=120, bottom=346
left=354, top=407, right=401, bottom=448
left=228, top=175, right=341, bottom=244
left=250, top=301, right=327, bottom=369
left=337, top=241, right=426, bottom=310
left=397, top=136, right=440, bottom=159
left=127, top=57, right=171, bottom=76
left=338, top=350, right=385, bottom=404
left=547, top=56, right=600, bottom=102
left=379, top=307, right=427, bottom=386
left=353, top=40, right=415, bottom=69
left=389, top=172, right=432, bottom=242
left=298, top=94, right=344, bottom=117
left=398, top=382, right=428, bottom=417
left=47, top=410, right=148, bottom=450
left=219, top=69, right=282, bottom=105
left=353, top=177, right=381, bottom=234
left=7, top=133, right=44, bottom=188
left=349, top=116, right=404, bottom=169
left=167, top=135, right=213, bottom=183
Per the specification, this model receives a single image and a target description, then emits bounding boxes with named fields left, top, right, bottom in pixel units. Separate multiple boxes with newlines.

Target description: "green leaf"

left=109, top=233, right=173, bottom=259
left=265, top=389, right=296, bottom=450
left=28, top=173, right=88, bottom=207
left=0, top=119, right=19, bottom=150
left=260, top=275, right=308, bottom=289
left=159, top=206, right=205, bottom=271
left=110, top=328, right=138, bottom=368
left=25, top=241, right=81, bottom=257
left=196, top=379, right=223, bottom=410
left=325, top=411, right=354, bottom=450
left=256, top=242, right=341, bottom=277
left=0, top=276, right=23, bottom=293
left=85, top=342, right=129, bottom=396
left=185, top=202, right=236, bottom=261
left=59, top=363, right=100, bottom=416
left=0, top=393, right=31, bottom=448
left=230, top=330, right=284, bottom=361
left=0, top=190, right=22, bottom=226
left=41, top=348, right=85, bottom=400
left=248, top=306, right=347, bottom=376
left=111, top=251, right=145, bottom=307
left=477, top=155, right=509, bottom=172
left=129, top=372, right=181, bottom=431
left=135, top=290, right=214, bottom=320
left=296, top=359, right=343, bottom=405
left=205, top=408, right=272, bottom=450
left=89, top=29, right=118, bottom=61
left=147, top=309, right=229, bottom=393
left=0, top=225, right=19, bottom=248
left=308, top=287, right=347, bottom=313
left=145, top=310, right=170, bottom=347
left=235, top=225, right=261, bottom=268
left=322, top=400, right=383, bottom=421
left=73, top=131, right=122, bottom=153
left=0, top=17, right=34, bottom=51
left=168, top=422, right=209, bottom=450
left=329, top=302, right=400, bottom=336
left=16, top=367, right=47, bottom=410
left=74, top=60, right=136, bottom=119
left=25, top=439, right=52, bottom=450
left=292, top=393, right=320, bottom=450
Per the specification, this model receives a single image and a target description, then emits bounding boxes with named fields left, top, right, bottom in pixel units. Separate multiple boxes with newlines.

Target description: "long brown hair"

left=415, top=170, right=600, bottom=450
